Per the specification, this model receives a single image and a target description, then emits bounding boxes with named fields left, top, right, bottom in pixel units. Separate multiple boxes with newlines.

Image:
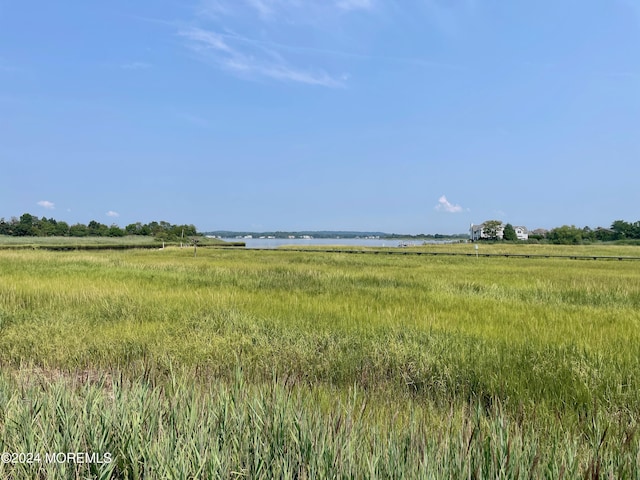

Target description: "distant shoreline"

left=205, top=230, right=468, bottom=240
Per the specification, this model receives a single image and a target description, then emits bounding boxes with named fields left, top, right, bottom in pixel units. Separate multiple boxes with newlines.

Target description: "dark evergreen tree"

left=503, top=223, right=517, bottom=241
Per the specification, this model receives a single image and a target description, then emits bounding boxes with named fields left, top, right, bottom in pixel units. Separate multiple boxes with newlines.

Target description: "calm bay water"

left=221, top=238, right=455, bottom=249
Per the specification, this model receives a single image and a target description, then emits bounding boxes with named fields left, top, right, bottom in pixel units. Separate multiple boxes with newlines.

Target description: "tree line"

left=542, top=220, right=640, bottom=245
left=0, top=214, right=198, bottom=240
left=478, top=219, right=640, bottom=245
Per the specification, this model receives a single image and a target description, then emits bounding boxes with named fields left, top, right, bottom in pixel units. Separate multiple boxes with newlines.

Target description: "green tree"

left=55, top=221, right=70, bottom=236
left=482, top=220, right=502, bottom=241
left=16, top=213, right=35, bottom=236
left=581, top=226, right=595, bottom=243
left=108, top=224, right=125, bottom=237
left=503, top=223, right=517, bottom=241
left=547, top=225, right=583, bottom=244
left=148, top=221, right=161, bottom=235
left=69, top=223, right=89, bottom=237
left=38, top=217, right=57, bottom=236
left=611, top=220, right=633, bottom=240
left=593, top=228, right=613, bottom=242
left=125, top=222, right=151, bottom=235
left=87, top=220, right=109, bottom=236
left=125, top=223, right=140, bottom=235
left=0, top=218, right=9, bottom=235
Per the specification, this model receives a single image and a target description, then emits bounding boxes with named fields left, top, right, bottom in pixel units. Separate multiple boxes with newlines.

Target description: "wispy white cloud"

left=179, top=26, right=345, bottom=87
left=178, top=0, right=380, bottom=86
left=252, top=63, right=345, bottom=87
left=37, top=200, right=55, bottom=210
left=237, top=0, right=374, bottom=18
left=434, top=195, right=463, bottom=213
left=179, top=27, right=233, bottom=53
left=106, top=211, right=120, bottom=218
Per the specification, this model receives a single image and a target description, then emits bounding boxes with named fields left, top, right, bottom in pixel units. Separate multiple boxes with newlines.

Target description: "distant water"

left=221, top=238, right=456, bottom=249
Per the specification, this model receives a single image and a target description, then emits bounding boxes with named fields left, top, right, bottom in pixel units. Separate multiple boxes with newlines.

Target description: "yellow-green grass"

left=0, top=247, right=639, bottom=478
left=0, top=235, right=157, bottom=246
left=290, top=241, right=640, bottom=258
left=0, top=235, right=235, bottom=249
left=415, top=241, right=640, bottom=257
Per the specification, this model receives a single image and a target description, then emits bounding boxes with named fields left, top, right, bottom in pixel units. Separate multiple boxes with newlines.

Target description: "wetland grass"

left=0, top=247, right=639, bottom=478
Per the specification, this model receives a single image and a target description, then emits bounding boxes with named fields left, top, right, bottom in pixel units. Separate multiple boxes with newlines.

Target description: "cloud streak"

left=106, top=211, right=120, bottom=218
left=179, top=26, right=345, bottom=87
left=37, top=200, right=55, bottom=210
left=181, top=1, right=466, bottom=86
left=176, top=0, right=379, bottom=87
left=434, top=195, right=463, bottom=213
left=239, top=0, right=374, bottom=18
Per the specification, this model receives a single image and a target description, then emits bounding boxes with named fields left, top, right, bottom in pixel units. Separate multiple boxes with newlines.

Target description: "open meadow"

left=1, top=244, right=639, bottom=478
left=0, top=235, right=238, bottom=250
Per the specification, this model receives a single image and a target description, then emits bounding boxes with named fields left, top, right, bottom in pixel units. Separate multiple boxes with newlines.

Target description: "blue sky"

left=1, top=0, right=638, bottom=234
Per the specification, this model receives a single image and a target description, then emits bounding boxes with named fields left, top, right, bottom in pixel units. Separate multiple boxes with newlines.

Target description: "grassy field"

left=0, top=235, right=241, bottom=251
left=293, top=241, right=640, bottom=258
left=0, top=235, right=167, bottom=249
left=0, top=245, right=639, bottom=478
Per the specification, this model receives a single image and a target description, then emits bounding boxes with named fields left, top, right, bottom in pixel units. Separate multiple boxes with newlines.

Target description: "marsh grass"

left=1, top=368, right=638, bottom=479
left=0, top=235, right=235, bottom=250
left=1, top=247, right=639, bottom=477
left=0, top=235, right=159, bottom=248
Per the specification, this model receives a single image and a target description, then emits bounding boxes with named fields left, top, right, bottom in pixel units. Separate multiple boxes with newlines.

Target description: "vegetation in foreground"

left=0, top=246, right=639, bottom=478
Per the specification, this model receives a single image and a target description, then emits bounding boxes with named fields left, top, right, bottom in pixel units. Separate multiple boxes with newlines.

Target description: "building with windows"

left=470, top=222, right=528, bottom=241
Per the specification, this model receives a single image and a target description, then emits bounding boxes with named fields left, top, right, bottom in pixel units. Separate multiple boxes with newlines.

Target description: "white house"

left=470, top=222, right=528, bottom=241
left=470, top=223, right=502, bottom=241
left=513, top=226, right=528, bottom=241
